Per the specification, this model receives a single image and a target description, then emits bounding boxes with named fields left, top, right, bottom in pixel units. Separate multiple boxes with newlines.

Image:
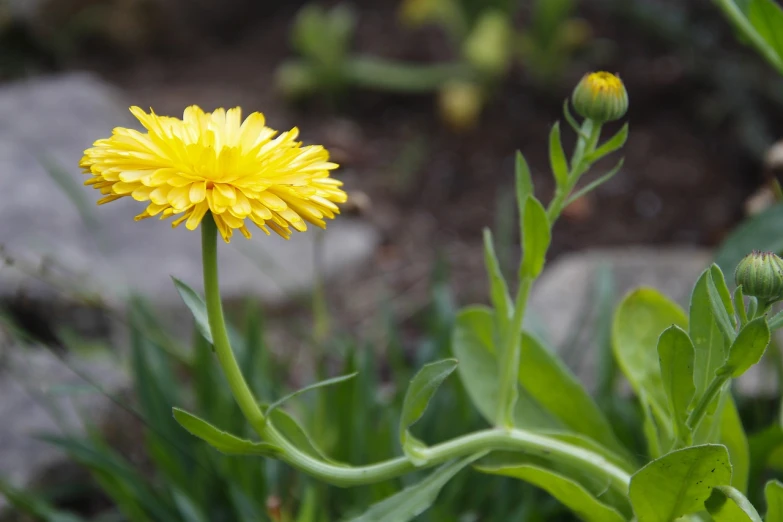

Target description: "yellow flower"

left=81, top=106, right=347, bottom=242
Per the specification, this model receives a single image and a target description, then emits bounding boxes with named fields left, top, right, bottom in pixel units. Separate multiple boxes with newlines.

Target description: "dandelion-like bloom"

left=81, top=106, right=347, bottom=242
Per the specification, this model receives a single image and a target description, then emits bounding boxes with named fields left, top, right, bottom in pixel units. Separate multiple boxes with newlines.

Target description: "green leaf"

left=629, top=444, right=733, bottom=522
left=521, top=196, right=551, bottom=279
left=451, top=306, right=500, bottom=424
left=451, top=306, right=559, bottom=429
left=586, top=123, right=629, bottom=162
left=346, top=454, right=482, bottom=522
left=719, top=317, right=770, bottom=378
left=267, top=408, right=341, bottom=465
left=399, top=358, right=458, bottom=464
left=172, top=407, right=280, bottom=456
left=564, top=157, right=624, bottom=207
left=171, top=277, right=213, bottom=344
left=0, top=480, right=86, bottom=522
left=714, top=203, right=783, bottom=276
left=475, top=464, right=625, bottom=522
left=747, top=0, right=783, bottom=61
left=721, top=396, right=750, bottom=493
left=520, top=332, right=627, bottom=456
left=705, top=486, right=762, bottom=521
left=548, top=122, right=569, bottom=187
left=690, top=268, right=729, bottom=409
left=711, top=265, right=738, bottom=329
left=613, top=288, right=687, bottom=440
left=707, top=269, right=737, bottom=343
left=766, top=480, right=783, bottom=522
left=483, top=228, right=512, bottom=323
left=266, top=372, right=357, bottom=417
left=563, top=99, right=588, bottom=140
left=515, top=150, right=534, bottom=207
left=656, top=325, right=695, bottom=442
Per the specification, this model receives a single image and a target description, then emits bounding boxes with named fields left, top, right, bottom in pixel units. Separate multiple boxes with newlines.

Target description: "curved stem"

left=201, top=214, right=631, bottom=493
left=202, top=214, right=267, bottom=431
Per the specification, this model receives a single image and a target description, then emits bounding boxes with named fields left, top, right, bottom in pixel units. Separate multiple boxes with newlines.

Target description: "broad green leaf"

left=265, top=372, right=357, bottom=417
left=613, top=288, right=687, bottom=437
left=747, top=0, right=783, bottom=61
left=719, top=317, right=770, bottom=377
left=548, top=122, right=569, bottom=187
left=714, top=203, right=783, bottom=276
left=657, top=325, right=695, bottom=442
left=483, top=228, right=512, bottom=323
left=451, top=306, right=499, bottom=424
left=629, top=444, right=733, bottom=522
left=689, top=268, right=729, bottom=437
left=451, top=306, right=559, bottom=429
left=721, top=396, right=750, bottom=493
left=476, top=464, right=625, bottom=522
left=520, top=332, right=627, bottom=455
left=705, top=486, right=761, bottom=521
left=171, top=277, right=213, bottom=344
left=766, top=480, right=783, bottom=522
left=267, top=408, right=342, bottom=465
left=521, top=196, right=551, bottom=278
left=714, top=0, right=783, bottom=75
left=399, top=358, right=458, bottom=464
left=707, top=270, right=737, bottom=343
left=172, top=407, right=280, bottom=456
left=586, top=123, right=629, bottom=162
left=346, top=454, right=482, bottom=522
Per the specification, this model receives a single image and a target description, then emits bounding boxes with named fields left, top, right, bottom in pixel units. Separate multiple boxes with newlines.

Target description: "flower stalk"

left=201, top=212, right=631, bottom=492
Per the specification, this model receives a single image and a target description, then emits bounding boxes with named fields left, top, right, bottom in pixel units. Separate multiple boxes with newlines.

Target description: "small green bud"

left=571, top=71, right=628, bottom=123
left=734, top=251, right=783, bottom=303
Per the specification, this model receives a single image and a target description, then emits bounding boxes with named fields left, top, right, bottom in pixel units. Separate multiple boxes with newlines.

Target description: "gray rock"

left=0, top=73, right=379, bottom=329
left=528, top=247, right=776, bottom=396
left=0, top=343, right=128, bottom=510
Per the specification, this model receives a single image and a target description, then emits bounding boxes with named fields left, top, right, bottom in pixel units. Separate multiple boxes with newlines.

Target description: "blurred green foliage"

left=277, top=0, right=589, bottom=129
left=2, top=266, right=585, bottom=521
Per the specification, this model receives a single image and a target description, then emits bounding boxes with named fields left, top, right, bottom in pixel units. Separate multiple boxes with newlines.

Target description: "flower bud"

left=571, top=71, right=628, bottom=123
left=735, top=251, right=783, bottom=303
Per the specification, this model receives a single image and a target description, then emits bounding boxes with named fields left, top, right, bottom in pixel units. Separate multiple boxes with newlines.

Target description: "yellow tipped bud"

left=571, top=71, right=628, bottom=123
left=735, top=251, right=783, bottom=303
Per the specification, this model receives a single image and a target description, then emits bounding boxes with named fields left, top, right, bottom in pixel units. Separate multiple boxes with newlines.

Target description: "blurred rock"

left=0, top=344, right=128, bottom=511
left=0, top=73, right=379, bottom=337
left=529, top=247, right=777, bottom=396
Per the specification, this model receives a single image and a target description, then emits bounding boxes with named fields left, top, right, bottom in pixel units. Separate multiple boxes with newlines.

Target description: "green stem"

left=712, top=0, right=783, bottom=77
left=547, top=120, right=601, bottom=222
left=200, top=213, right=631, bottom=492
left=344, top=57, right=474, bottom=93
left=202, top=214, right=267, bottom=431
left=495, top=278, right=533, bottom=427
left=686, top=373, right=730, bottom=433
